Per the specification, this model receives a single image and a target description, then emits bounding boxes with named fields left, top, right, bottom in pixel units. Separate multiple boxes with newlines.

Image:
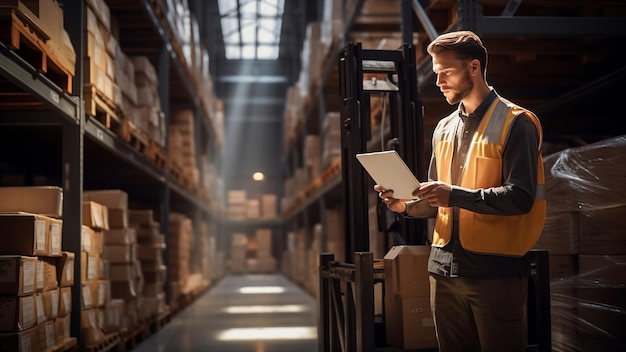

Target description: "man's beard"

left=447, top=69, right=473, bottom=105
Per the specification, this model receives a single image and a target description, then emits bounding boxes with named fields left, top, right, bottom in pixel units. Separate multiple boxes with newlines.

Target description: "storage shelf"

left=0, top=41, right=80, bottom=122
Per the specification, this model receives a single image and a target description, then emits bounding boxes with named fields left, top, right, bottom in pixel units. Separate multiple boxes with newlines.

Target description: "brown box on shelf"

left=104, top=227, right=136, bottom=245
left=107, top=208, right=128, bottom=229
left=384, top=294, right=438, bottom=350
left=84, top=189, right=128, bottom=210
left=103, top=243, right=135, bottom=263
left=110, top=280, right=136, bottom=300
left=0, top=212, right=50, bottom=256
left=109, top=263, right=134, bottom=282
left=137, top=244, right=165, bottom=261
left=0, top=186, right=63, bottom=218
left=81, top=226, right=103, bottom=255
left=0, top=255, right=36, bottom=296
left=58, top=286, right=72, bottom=317
left=55, top=314, right=71, bottom=342
left=383, top=245, right=430, bottom=298
left=81, top=252, right=100, bottom=283
left=80, top=308, right=105, bottom=347
left=55, top=252, right=75, bottom=287
left=34, top=293, right=44, bottom=324
left=261, top=194, right=277, bottom=218
left=38, top=257, right=58, bottom=292
left=81, top=281, right=102, bottom=309
left=48, top=218, right=63, bottom=256
left=0, top=295, right=36, bottom=332
left=83, top=201, right=109, bottom=231
left=128, top=209, right=154, bottom=226
left=0, top=324, right=39, bottom=351
left=41, top=288, right=60, bottom=321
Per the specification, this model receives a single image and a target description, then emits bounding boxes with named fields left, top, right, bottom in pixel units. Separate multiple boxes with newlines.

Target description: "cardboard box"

left=107, top=208, right=128, bottom=229
left=103, top=243, right=135, bottom=263
left=383, top=245, right=431, bottom=297
left=384, top=294, right=438, bottom=350
left=128, top=209, right=154, bottom=225
left=83, top=190, right=128, bottom=210
left=48, top=218, right=63, bottom=256
left=55, top=315, right=71, bottom=342
left=55, top=252, right=75, bottom=287
left=104, top=227, right=136, bottom=245
left=0, top=325, right=39, bottom=351
left=0, top=295, right=36, bottom=332
left=83, top=201, right=109, bottom=230
left=41, top=288, right=60, bottom=321
left=34, top=293, right=45, bottom=324
left=81, top=308, right=105, bottom=346
left=81, top=253, right=100, bottom=282
left=137, top=244, right=165, bottom=261
left=38, top=257, right=58, bottom=291
left=0, top=186, right=63, bottom=218
left=58, top=286, right=72, bottom=317
left=0, top=213, right=49, bottom=256
left=0, top=255, right=37, bottom=295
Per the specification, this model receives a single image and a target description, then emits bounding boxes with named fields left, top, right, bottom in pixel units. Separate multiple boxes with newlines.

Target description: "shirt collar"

left=458, top=89, right=498, bottom=122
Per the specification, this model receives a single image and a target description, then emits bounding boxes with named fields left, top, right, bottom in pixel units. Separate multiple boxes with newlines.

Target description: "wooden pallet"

left=118, top=324, right=147, bottom=352
left=169, top=161, right=194, bottom=190
left=81, top=332, right=120, bottom=352
left=0, top=8, right=73, bottom=93
left=118, top=119, right=149, bottom=155
left=44, top=337, right=77, bottom=352
left=84, top=84, right=123, bottom=133
left=146, top=140, right=169, bottom=170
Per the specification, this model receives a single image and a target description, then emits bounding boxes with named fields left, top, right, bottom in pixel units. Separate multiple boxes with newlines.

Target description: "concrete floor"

left=130, top=274, right=319, bottom=352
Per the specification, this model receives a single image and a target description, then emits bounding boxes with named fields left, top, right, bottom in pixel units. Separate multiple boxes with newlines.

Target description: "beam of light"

left=217, top=327, right=317, bottom=341
left=225, top=304, right=308, bottom=314
left=239, top=286, right=285, bottom=294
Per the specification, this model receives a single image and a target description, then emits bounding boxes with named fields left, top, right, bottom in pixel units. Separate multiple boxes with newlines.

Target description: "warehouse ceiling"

left=187, top=0, right=319, bottom=195
left=183, top=0, right=626, bottom=196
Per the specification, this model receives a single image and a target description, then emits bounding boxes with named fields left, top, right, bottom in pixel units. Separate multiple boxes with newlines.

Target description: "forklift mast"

left=338, top=42, right=429, bottom=262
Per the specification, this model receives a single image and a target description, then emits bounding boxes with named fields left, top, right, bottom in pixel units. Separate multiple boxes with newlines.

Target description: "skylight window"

left=218, top=0, right=285, bottom=60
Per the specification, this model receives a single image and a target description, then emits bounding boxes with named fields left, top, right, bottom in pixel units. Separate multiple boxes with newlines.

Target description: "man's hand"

left=374, top=184, right=408, bottom=213
left=413, top=181, right=452, bottom=207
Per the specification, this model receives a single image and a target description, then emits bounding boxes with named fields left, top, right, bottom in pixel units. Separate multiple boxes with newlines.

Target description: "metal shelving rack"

left=0, top=0, right=222, bottom=347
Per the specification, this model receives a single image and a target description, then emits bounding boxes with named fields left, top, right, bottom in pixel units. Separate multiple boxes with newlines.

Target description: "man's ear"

left=471, top=59, right=481, bottom=75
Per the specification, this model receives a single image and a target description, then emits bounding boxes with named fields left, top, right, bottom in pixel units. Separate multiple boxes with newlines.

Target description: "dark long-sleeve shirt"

left=417, top=90, right=541, bottom=278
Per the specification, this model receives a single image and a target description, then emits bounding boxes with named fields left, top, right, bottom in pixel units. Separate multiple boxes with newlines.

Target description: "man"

left=375, top=31, right=546, bottom=351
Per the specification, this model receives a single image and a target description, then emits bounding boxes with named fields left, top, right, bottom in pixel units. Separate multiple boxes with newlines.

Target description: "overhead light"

left=253, top=172, right=265, bottom=181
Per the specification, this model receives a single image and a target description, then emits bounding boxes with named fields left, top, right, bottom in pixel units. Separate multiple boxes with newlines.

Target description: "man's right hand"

left=374, top=184, right=407, bottom=214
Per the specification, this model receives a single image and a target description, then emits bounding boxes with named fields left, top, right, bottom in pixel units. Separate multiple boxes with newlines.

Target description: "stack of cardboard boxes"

left=168, top=213, right=192, bottom=302
left=246, top=229, right=277, bottom=274
left=80, top=198, right=111, bottom=346
left=129, top=210, right=167, bottom=319
left=0, top=186, right=74, bottom=350
left=383, top=245, right=437, bottom=350
left=229, top=233, right=248, bottom=274
left=85, top=190, right=140, bottom=333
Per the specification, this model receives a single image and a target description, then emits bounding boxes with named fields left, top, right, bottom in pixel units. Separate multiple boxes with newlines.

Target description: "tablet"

left=356, top=150, right=421, bottom=200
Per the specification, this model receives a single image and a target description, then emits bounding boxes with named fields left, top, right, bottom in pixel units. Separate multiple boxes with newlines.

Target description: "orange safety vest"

left=432, top=97, right=546, bottom=256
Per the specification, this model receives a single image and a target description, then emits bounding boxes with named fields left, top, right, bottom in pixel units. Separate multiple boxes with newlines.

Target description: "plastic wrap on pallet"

left=538, top=135, right=626, bottom=350
left=550, top=257, right=626, bottom=351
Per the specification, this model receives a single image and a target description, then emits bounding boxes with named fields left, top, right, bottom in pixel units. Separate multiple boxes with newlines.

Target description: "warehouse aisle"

left=130, top=274, right=319, bottom=352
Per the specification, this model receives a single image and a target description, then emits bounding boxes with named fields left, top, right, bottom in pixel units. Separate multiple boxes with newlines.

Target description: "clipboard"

left=356, top=150, right=421, bottom=200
